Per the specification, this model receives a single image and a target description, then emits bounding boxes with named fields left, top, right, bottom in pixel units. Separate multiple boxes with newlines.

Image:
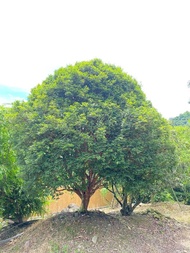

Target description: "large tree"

left=11, top=59, right=147, bottom=211
left=11, top=59, right=176, bottom=213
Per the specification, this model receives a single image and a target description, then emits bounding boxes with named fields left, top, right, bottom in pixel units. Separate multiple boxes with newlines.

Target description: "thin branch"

left=107, top=183, right=122, bottom=207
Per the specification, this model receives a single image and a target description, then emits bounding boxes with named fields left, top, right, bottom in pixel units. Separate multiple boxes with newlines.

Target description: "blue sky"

left=0, top=0, right=189, bottom=118
left=0, top=85, right=27, bottom=104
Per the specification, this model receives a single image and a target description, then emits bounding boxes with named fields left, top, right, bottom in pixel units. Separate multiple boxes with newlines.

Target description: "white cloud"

left=0, top=96, right=25, bottom=105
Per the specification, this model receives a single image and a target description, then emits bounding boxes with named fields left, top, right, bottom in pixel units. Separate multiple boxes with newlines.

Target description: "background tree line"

left=0, top=59, right=190, bottom=222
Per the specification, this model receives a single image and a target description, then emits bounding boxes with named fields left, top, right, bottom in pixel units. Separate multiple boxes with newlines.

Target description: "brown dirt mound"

left=1, top=202, right=190, bottom=253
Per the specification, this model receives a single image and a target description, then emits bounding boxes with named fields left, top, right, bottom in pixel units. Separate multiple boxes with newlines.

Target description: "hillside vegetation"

left=170, top=111, right=190, bottom=126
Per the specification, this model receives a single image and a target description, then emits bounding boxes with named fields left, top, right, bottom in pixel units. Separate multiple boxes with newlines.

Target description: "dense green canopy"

left=11, top=59, right=176, bottom=213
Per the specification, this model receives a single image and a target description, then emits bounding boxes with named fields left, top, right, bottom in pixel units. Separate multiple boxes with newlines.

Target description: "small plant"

left=50, top=242, right=60, bottom=253
left=49, top=242, right=85, bottom=253
left=62, top=245, right=69, bottom=253
left=65, top=225, right=77, bottom=238
left=49, top=242, right=69, bottom=253
left=100, top=188, right=108, bottom=197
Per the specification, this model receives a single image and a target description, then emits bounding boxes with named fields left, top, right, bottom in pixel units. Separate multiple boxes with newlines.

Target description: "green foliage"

left=100, top=188, right=109, bottom=197
left=10, top=59, right=176, bottom=214
left=104, top=103, right=177, bottom=215
left=173, top=185, right=190, bottom=204
left=0, top=106, right=47, bottom=223
left=0, top=106, right=18, bottom=216
left=171, top=125, right=190, bottom=204
left=11, top=59, right=147, bottom=212
left=170, top=111, right=190, bottom=126
left=151, top=190, right=174, bottom=202
left=1, top=180, right=47, bottom=223
left=148, top=125, right=190, bottom=205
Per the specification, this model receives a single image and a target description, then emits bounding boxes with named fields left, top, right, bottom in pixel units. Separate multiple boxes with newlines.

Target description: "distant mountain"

left=0, top=85, right=28, bottom=104
left=169, top=111, right=190, bottom=126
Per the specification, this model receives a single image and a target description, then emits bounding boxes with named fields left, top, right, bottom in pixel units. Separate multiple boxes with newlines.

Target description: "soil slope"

left=1, top=202, right=190, bottom=253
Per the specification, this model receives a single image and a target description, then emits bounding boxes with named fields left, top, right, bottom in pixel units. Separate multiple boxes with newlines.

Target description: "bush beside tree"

left=0, top=107, right=47, bottom=223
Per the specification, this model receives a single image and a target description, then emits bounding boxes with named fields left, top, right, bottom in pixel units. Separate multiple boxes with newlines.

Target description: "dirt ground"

left=1, top=202, right=190, bottom=253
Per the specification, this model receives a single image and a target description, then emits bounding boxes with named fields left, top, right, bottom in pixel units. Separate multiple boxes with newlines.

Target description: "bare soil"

left=1, top=202, right=190, bottom=253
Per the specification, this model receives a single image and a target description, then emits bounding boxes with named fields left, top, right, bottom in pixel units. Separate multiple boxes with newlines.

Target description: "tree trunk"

left=16, top=215, right=24, bottom=224
left=80, top=191, right=91, bottom=213
left=120, top=196, right=133, bottom=216
left=73, top=170, right=102, bottom=213
left=120, top=204, right=133, bottom=216
left=120, top=195, right=141, bottom=216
